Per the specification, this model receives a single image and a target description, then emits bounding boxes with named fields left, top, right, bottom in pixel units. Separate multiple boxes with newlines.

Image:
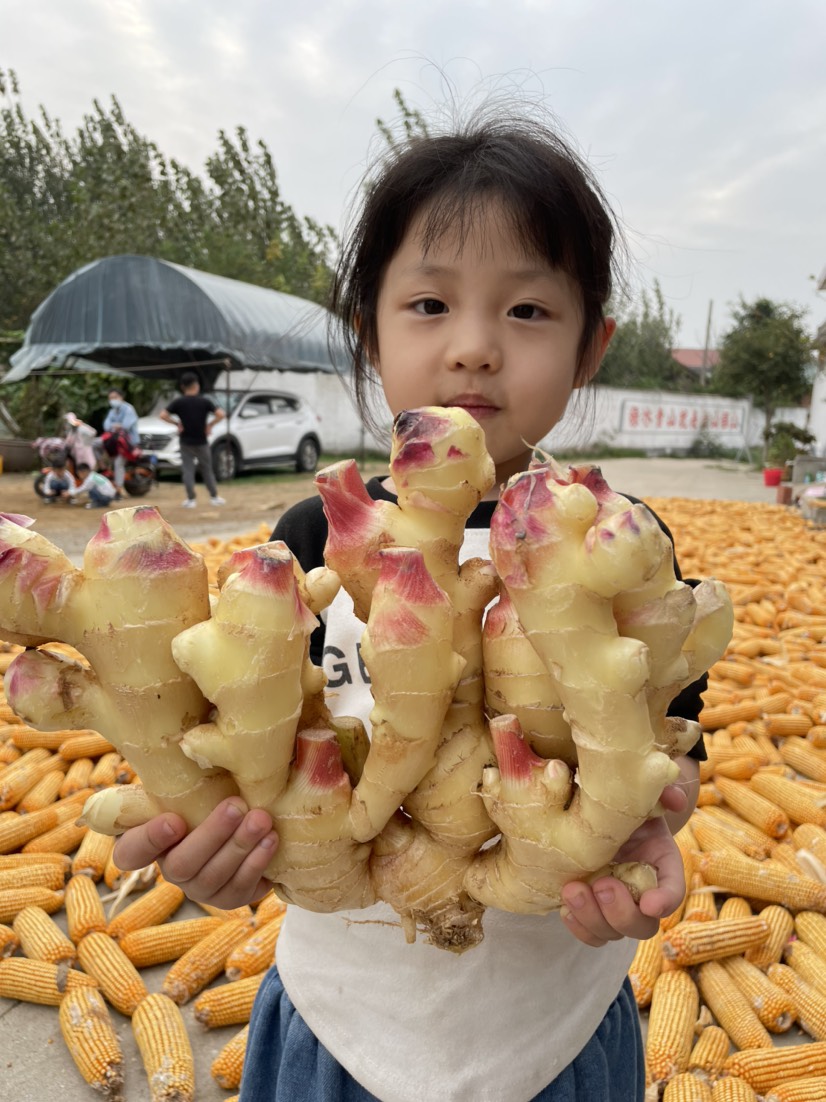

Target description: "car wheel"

left=212, top=441, right=240, bottom=481
left=295, top=436, right=320, bottom=473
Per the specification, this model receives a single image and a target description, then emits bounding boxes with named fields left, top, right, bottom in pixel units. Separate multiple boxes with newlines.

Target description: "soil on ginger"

left=0, top=462, right=389, bottom=560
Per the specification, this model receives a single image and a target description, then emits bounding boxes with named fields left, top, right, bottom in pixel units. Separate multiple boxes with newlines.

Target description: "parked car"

left=138, top=389, right=322, bottom=481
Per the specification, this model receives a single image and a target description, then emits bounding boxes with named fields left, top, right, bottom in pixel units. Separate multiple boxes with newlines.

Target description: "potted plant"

left=763, top=421, right=816, bottom=488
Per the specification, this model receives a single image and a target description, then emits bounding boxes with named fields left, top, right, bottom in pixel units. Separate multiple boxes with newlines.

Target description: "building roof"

left=4, top=255, right=350, bottom=385
left=671, top=348, right=720, bottom=370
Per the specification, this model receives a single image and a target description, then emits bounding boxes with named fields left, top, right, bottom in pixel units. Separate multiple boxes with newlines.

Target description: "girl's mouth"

left=445, top=396, right=500, bottom=420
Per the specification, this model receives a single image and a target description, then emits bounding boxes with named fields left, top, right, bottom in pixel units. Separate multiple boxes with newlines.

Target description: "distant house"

left=670, top=348, right=719, bottom=386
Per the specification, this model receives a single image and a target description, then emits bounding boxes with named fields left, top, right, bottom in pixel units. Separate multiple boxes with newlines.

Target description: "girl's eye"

left=509, top=303, right=544, bottom=320
left=414, top=299, right=447, bottom=315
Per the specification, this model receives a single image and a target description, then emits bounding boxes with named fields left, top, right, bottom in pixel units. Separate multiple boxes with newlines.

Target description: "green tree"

left=713, top=297, right=814, bottom=457
left=376, top=89, right=430, bottom=148
left=598, top=282, right=688, bottom=391
left=0, top=69, right=339, bottom=436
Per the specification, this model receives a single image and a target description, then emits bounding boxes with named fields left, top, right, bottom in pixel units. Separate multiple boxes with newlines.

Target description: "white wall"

left=217, top=369, right=816, bottom=459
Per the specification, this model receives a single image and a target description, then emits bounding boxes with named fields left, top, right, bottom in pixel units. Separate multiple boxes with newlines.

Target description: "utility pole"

left=701, top=301, right=713, bottom=385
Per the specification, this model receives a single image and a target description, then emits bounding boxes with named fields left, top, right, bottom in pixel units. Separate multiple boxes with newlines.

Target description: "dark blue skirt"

left=238, top=966, right=644, bottom=1102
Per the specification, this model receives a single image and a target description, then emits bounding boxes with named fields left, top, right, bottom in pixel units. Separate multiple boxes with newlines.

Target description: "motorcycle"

left=33, top=427, right=156, bottom=500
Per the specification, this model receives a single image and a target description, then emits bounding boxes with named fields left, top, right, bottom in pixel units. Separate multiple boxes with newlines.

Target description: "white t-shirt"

left=276, top=528, right=637, bottom=1102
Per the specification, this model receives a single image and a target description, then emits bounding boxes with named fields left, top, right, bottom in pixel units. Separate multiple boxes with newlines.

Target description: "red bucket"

left=763, top=467, right=783, bottom=487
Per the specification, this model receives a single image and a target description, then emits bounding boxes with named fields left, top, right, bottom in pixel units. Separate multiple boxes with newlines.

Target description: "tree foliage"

left=0, top=68, right=339, bottom=436
left=713, top=297, right=814, bottom=450
left=598, top=282, right=691, bottom=391
left=375, top=88, right=430, bottom=148
left=0, top=68, right=337, bottom=337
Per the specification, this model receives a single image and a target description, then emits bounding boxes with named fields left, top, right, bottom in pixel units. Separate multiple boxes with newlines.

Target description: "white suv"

left=138, top=389, right=322, bottom=481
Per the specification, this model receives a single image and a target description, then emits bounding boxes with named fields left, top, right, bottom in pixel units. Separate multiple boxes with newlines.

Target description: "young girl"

left=114, top=111, right=706, bottom=1102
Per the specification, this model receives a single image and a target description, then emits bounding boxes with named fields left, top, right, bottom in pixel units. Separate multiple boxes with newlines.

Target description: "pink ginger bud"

left=293, top=728, right=351, bottom=794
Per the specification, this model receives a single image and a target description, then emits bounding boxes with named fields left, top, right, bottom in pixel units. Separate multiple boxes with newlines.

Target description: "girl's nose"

left=446, top=322, right=503, bottom=373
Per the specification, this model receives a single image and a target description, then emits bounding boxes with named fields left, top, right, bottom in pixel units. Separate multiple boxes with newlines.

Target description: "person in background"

left=64, top=413, right=98, bottom=470
left=103, top=387, right=141, bottom=495
left=41, top=460, right=77, bottom=504
left=71, top=462, right=118, bottom=509
left=159, top=372, right=226, bottom=508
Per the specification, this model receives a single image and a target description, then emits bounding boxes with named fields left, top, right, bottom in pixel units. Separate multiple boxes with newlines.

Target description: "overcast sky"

left=5, top=0, right=825, bottom=346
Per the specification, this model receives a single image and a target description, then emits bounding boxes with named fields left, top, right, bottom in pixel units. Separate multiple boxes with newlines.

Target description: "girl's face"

left=373, top=201, right=614, bottom=491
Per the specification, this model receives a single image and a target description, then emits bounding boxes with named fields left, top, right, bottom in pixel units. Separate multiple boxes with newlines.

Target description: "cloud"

left=4, top=0, right=826, bottom=343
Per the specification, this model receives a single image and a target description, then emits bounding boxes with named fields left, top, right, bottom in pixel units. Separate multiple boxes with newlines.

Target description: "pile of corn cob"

left=0, top=523, right=279, bottom=1102
left=630, top=499, right=826, bottom=1102
left=4, top=502, right=826, bottom=1101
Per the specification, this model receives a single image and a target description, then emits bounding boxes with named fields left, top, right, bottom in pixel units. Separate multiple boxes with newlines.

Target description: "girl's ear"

left=574, top=317, right=616, bottom=389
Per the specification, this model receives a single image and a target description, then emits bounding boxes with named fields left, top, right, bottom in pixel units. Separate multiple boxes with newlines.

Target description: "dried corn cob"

left=717, top=897, right=752, bottom=921
left=714, top=776, right=789, bottom=838
left=0, top=922, right=19, bottom=956
left=779, top=738, right=826, bottom=783
left=722, top=1041, right=826, bottom=1091
left=251, top=893, right=286, bottom=928
left=785, top=939, right=826, bottom=998
left=697, top=959, right=774, bottom=1051
left=0, top=885, right=64, bottom=923
left=743, top=904, right=796, bottom=969
left=687, top=1024, right=730, bottom=1080
left=719, top=954, right=795, bottom=1032
left=225, top=912, right=284, bottom=981
left=662, top=1072, right=713, bottom=1100
left=88, top=752, right=122, bottom=788
left=211, top=1023, right=249, bottom=1090
left=0, top=861, right=66, bottom=892
left=645, top=969, right=700, bottom=1085
left=59, top=758, right=95, bottom=798
left=59, top=985, right=124, bottom=1102
left=106, top=879, right=185, bottom=941
left=0, top=852, right=71, bottom=874
left=120, top=917, right=224, bottom=968
left=76, top=930, right=149, bottom=1016
left=22, top=819, right=88, bottom=855
left=711, top=1078, right=758, bottom=1102
left=662, top=917, right=769, bottom=966
left=163, top=916, right=252, bottom=1005
left=71, top=829, right=115, bottom=880
left=65, top=873, right=108, bottom=943
left=58, top=733, right=116, bottom=760
left=753, top=771, right=826, bottom=828
left=16, top=769, right=65, bottom=812
left=193, top=971, right=265, bottom=1028
left=13, top=904, right=76, bottom=964
left=132, top=992, right=195, bottom=1102
left=767, top=962, right=826, bottom=1041
left=765, top=1077, right=826, bottom=1102
left=683, top=873, right=719, bottom=923
left=0, top=957, right=97, bottom=1004
left=696, top=850, right=826, bottom=912
left=795, top=911, right=826, bottom=961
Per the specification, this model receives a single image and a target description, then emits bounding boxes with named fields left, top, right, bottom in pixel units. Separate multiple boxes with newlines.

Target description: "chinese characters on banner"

left=620, top=401, right=744, bottom=434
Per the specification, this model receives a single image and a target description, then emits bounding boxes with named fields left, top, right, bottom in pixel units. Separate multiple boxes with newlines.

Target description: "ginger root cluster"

left=0, top=407, right=733, bottom=952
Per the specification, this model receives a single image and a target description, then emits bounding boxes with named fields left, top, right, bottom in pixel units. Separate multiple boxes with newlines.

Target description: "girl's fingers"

left=560, top=879, right=659, bottom=945
left=113, top=813, right=188, bottom=871
left=160, top=799, right=277, bottom=903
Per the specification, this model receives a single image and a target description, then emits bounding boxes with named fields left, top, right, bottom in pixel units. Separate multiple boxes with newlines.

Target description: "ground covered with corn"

left=2, top=488, right=825, bottom=1101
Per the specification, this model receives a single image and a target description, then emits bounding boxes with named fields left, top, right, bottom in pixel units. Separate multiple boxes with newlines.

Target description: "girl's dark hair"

left=330, top=111, right=623, bottom=430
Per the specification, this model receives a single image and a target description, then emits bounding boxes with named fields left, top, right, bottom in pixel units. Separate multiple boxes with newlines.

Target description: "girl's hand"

left=559, top=805, right=687, bottom=948
left=112, top=798, right=278, bottom=910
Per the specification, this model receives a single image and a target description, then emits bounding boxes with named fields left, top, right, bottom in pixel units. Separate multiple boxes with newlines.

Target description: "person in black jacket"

left=160, top=372, right=227, bottom=508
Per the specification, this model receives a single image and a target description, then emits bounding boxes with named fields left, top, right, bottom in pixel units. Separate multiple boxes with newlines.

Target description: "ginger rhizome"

left=466, top=460, right=733, bottom=913
left=0, top=410, right=734, bottom=954
left=0, top=508, right=238, bottom=830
